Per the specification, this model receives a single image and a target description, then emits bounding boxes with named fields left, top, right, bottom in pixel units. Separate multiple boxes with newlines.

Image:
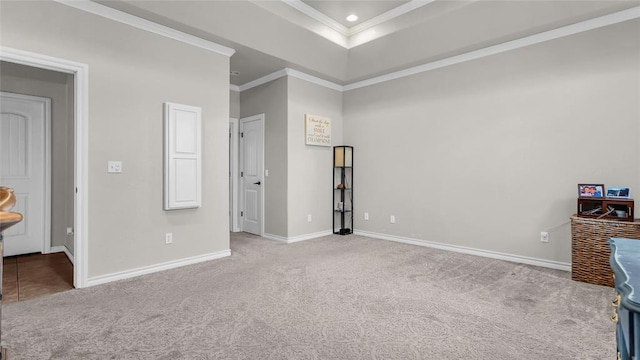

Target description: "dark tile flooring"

left=3, top=252, right=74, bottom=303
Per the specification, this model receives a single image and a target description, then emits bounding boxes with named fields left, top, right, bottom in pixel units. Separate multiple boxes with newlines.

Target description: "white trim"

left=354, top=230, right=571, bottom=272
left=0, top=46, right=90, bottom=289
left=285, top=69, right=343, bottom=92
left=86, top=249, right=231, bottom=287
left=43, top=95, right=52, bottom=255
left=50, top=245, right=75, bottom=265
left=234, top=6, right=640, bottom=93
left=237, top=68, right=343, bottom=93
left=344, top=6, right=640, bottom=91
left=54, top=0, right=235, bottom=57
left=263, top=230, right=332, bottom=244
left=346, top=0, right=435, bottom=37
left=262, top=233, right=288, bottom=243
left=238, top=69, right=288, bottom=92
left=229, top=85, right=241, bottom=92
left=281, top=0, right=433, bottom=47
left=281, top=0, right=349, bottom=35
left=229, top=118, right=240, bottom=232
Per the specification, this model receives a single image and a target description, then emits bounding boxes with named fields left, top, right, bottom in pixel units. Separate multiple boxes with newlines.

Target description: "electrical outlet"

left=364, top=212, right=369, bottom=221
left=390, top=215, right=395, bottom=224
left=108, top=161, right=122, bottom=173
left=165, top=233, right=173, bottom=244
left=540, top=231, right=549, bottom=243
left=307, top=214, right=312, bottom=222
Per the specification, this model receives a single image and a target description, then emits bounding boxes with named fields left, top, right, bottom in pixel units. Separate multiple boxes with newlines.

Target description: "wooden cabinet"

left=577, top=197, right=634, bottom=222
left=609, top=238, right=640, bottom=360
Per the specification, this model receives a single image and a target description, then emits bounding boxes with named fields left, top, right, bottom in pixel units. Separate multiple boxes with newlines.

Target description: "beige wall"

left=240, top=77, right=288, bottom=237
left=287, top=77, right=343, bottom=237
left=0, top=61, right=75, bottom=254
left=343, top=19, right=640, bottom=264
left=1, top=1, right=231, bottom=277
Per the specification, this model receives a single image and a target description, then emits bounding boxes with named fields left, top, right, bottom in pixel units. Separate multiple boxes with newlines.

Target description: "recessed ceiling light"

left=346, top=14, right=358, bottom=22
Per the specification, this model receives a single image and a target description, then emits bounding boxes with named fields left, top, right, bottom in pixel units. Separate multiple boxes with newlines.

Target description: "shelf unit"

left=577, top=197, right=634, bottom=222
left=333, top=146, right=353, bottom=235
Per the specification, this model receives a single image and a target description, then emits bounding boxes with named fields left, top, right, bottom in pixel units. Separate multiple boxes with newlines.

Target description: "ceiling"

left=301, top=0, right=410, bottom=27
left=95, top=0, right=640, bottom=87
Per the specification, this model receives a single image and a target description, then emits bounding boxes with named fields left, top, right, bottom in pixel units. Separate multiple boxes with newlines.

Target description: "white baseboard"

left=354, top=230, right=571, bottom=272
left=49, top=245, right=75, bottom=265
left=85, top=249, right=231, bottom=287
left=263, top=230, right=333, bottom=244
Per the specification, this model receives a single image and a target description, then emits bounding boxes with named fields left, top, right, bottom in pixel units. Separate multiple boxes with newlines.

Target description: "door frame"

left=0, top=92, right=51, bottom=255
left=1, top=46, right=89, bottom=288
left=229, top=118, right=239, bottom=232
left=239, top=114, right=265, bottom=236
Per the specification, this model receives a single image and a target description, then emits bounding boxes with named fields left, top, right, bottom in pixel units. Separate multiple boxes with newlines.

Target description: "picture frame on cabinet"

left=578, top=184, right=604, bottom=198
left=606, top=186, right=631, bottom=199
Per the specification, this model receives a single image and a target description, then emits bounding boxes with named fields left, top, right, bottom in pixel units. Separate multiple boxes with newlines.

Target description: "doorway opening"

left=0, top=46, right=89, bottom=289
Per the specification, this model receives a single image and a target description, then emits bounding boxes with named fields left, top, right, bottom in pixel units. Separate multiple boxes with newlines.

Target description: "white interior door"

left=0, top=92, right=50, bottom=256
left=240, top=115, right=264, bottom=236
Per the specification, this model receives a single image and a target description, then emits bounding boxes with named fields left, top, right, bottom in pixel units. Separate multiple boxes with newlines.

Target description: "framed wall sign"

left=305, top=114, right=331, bottom=147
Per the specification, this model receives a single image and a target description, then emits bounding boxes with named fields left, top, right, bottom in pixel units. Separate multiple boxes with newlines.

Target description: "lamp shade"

left=334, top=146, right=353, bottom=167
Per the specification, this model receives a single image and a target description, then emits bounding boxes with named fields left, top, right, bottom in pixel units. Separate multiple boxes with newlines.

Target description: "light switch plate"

left=108, top=161, right=122, bottom=173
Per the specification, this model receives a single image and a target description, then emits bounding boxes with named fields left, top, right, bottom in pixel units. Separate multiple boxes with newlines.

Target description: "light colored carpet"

left=3, top=233, right=615, bottom=359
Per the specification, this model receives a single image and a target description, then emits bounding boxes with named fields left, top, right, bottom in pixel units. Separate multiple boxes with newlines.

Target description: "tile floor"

left=2, top=252, right=74, bottom=303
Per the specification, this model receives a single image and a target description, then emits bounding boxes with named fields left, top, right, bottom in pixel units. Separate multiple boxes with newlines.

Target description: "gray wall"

left=287, top=77, right=343, bottom=237
left=239, top=76, right=344, bottom=239
left=230, top=89, right=240, bottom=119
left=1, top=1, right=231, bottom=277
left=343, top=19, right=640, bottom=264
left=240, top=77, right=288, bottom=237
left=0, top=61, right=75, bottom=254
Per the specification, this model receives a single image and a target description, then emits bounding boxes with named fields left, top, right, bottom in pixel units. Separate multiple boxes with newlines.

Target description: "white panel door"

left=0, top=92, right=49, bottom=256
left=240, top=115, right=263, bottom=235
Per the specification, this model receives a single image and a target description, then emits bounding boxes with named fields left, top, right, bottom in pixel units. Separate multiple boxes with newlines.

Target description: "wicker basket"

left=571, top=216, right=640, bottom=287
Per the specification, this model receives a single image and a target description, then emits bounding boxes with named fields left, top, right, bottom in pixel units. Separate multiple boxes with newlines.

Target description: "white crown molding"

left=238, top=69, right=289, bottom=92
left=285, top=69, right=343, bottom=92
left=230, top=84, right=241, bottom=92
left=55, top=0, right=236, bottom=57
left=347, top=0, right=435, bottom=37
left=282, top=0, right=349, bottom=36
left=355, top=230, right=571, bottom=271
left=344, top=6, right=640, bottom=91
left=86, top=249, right=231, bottom=287
left=235, top=6, right=640, bottom=93
left=281, top=0, right=434, bottom=47
left=237, top=68, right=344, bottom=93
